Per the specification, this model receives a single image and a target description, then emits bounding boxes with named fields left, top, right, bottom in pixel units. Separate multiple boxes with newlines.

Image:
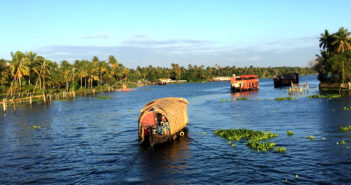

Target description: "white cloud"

left=81, top=33, right=110, bottom=40
left=36, top=34, right=319, bottom=68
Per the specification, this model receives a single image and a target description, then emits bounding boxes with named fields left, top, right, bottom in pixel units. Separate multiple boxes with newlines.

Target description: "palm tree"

left=319, top=29, right=333, bottom=51
left=10, top=51, right=29, bottom=90
left=108, top=55, right=119, bottom=81
left=26, top=51, right=37, bottom=85
left=60, top=60, right=72, bottom=92
left=331, top=27, right=351, bottom=54
left=0, top=59, right=10, bottom=85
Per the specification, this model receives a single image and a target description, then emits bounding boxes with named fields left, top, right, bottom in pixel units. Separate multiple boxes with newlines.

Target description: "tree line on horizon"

left=314, top=27, right=351, bottom=83
left=0, top=50, right=315, bottom=94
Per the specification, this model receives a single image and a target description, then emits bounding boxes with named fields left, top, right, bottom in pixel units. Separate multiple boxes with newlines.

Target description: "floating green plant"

left=274, top=97, right=297, bottom=101
left=232, top=144, right=236, bottom=147
left=220, top=99, right=231, bottom=102
left=214, top=128, right=279, bottom=152
left=96, top=96, right=112, bottom=100
left=32, top=125, right=41, bottom=129
left=287, top=130, right=294, bottom=136
left=343, top=106, right=351, bottom=111
left=144, top=88, right=152, bottom=91
left=339, top=125, right=351, bottom=132
left=203, top=132, right=207, bottom=135
left=322, top=137, right=326, bottom=141
left=341, top=140, right=346, bottom=145
left=306, top=136, right=315, bottom=140
left=308, top=94, right=341, bottom=99
left=228, top=141, right=232, bottom=144
left=274, top=146, right=286, bottom=153
left=308, top=95, right=327, bottom=98
left=264, top=98, right=272, bottom=101
left=236, top=97, right=249, bottom=100
left=245, top=140, right=276, bottom=151
left=327, top=94, right=341, bottom=99
left=128, top=110, right=131, bottom=112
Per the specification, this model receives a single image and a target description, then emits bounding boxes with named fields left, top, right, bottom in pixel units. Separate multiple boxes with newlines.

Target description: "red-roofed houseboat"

left=230, top=75, right=259, bottom=92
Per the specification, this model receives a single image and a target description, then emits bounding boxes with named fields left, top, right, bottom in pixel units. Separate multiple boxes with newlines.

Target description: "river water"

left=1, top=75, right=351, bottom=184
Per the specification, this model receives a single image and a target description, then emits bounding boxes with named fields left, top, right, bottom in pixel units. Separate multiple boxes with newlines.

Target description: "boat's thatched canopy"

left=138, top=97, right=189, bottom=135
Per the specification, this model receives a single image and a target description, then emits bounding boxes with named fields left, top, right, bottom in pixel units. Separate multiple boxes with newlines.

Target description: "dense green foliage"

left=0, top=50, right=315, bottom=94
left=314, top=27, right=351, bottom=83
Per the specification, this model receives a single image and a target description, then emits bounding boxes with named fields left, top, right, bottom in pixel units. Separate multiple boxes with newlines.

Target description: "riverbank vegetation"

left=313, top=27, right=351, bottom=84
left=0, top=51, right=316, bottom=95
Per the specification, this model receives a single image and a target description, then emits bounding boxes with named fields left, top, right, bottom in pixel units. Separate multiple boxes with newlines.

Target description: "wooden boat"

left=138, top=97, right=189, bottom=147
left=230, top=75, right=259, bottom=92
left=273, top=73, right=299, bottom=88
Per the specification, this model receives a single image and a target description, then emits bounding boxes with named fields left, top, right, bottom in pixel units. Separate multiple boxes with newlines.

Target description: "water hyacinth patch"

left=343, top=106, right=351, bottom=111
left=287, top=130, right=294, bottom=136
left=236, top=97, right=249, bottom=100
left=32, top=125, right=41, bottom=129
left=213, top=128, right=279, bottom=152
left=339, top=125, right=351, bottom=132
left=341, top=140, right=346, bottom=145
left=96, top=96, right=113, bottom=100
left=306, top=136, right=315, bottom=140
left=245, top=140, right=276, bottom=151
left=327, top=94, right=341, bottom=99
left=308, top=95, right=327, bottom=98
left=220, top=99, right=231, bottom=102
left=308, top=94, right=341, bottom=99
left=274, top=146, right=286, bottom=153
left=274, top=97, right=297, bottom=101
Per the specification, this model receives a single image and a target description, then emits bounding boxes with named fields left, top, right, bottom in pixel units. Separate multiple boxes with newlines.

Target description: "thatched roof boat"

left=138, top=97, right=189, bottom=147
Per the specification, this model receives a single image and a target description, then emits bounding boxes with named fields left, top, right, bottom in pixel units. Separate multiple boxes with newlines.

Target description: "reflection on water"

left=231, top=90, right=259, bottom=98
left=1, top=75, right=351, bottom=184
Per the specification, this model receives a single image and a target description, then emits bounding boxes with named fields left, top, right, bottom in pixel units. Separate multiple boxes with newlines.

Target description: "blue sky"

left=1, top=0, right=350, bottom=68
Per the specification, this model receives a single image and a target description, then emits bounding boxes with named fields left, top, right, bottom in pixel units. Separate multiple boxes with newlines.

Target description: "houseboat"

left=230, top=75, right=259, bottom=92
left=273, top=73, right=299, bottom=88
left=138, top=97, right=189, bottom=147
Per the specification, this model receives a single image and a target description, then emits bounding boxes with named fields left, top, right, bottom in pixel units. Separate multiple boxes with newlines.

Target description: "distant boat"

left=230, top=75, right=259, bottom=92
left=273, top=73, right=299, bottom=88
left=158, top=78, right=167, bottom=85
left=138, top=97, right=189, bottom=147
